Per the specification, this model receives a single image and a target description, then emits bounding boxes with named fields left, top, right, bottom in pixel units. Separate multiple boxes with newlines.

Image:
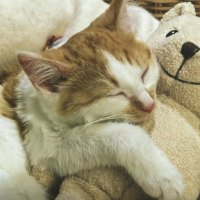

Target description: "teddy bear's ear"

left=162, top=2, right=196, bottom=22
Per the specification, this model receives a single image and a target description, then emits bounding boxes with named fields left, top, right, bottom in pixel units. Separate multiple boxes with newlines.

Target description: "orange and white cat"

left=0, top=0, right=182, bottom=200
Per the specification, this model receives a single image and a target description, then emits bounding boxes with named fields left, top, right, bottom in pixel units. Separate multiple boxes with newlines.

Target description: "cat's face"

left=17, top=0, right=159, bottom=126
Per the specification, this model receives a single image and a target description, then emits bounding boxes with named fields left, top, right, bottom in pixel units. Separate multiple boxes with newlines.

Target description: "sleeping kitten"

left=1, top=0, right=182, bottom=200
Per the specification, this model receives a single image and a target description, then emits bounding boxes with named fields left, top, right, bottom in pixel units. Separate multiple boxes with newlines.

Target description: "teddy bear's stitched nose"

left=181, top=42, right=199, bottom=60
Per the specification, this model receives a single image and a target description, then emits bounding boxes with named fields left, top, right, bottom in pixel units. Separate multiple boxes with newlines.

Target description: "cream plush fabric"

left=32, top=3, right=200, bottom=200
left=0, top=0, right=107, bottom=82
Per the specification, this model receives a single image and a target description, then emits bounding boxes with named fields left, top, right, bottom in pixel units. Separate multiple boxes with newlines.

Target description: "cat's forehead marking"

left=104, top=51, right=144, bottom=97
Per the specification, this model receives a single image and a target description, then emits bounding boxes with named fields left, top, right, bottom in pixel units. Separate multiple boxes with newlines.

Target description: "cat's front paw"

left=0, top=172, right=47, bottom=200
left=141, top=160, right=184, bottom=200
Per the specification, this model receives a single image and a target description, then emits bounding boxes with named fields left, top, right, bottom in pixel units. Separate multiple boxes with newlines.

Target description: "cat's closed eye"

left=141, top=67, right=149, bottom=82
left=108, top=91, right=127, bottom=97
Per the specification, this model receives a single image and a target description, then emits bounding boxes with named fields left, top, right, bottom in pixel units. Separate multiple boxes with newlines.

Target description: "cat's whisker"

left=82, top=113, right=127, bottom=127
left=80, top=111, right=148, bottom=128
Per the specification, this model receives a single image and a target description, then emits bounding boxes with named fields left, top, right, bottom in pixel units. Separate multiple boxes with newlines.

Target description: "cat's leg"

left=57, top=123, right=184, bottom=200
left=0, top=116, right=47, bottom=200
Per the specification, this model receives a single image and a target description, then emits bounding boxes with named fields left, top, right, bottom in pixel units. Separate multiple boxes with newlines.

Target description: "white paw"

left=0, top=172, right=47, bottom=200
left=141, top=159, right=184, bottom=200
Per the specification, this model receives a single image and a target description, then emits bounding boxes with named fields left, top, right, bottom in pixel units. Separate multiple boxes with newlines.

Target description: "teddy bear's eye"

left=166, top=30, right=178, bottom=37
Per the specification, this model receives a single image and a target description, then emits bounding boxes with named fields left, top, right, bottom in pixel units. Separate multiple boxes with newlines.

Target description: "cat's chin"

left=124, top=106, right=155, bottom=126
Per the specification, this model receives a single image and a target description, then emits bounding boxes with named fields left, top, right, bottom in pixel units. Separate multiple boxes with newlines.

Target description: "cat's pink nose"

left=137, top=90, right=155, bottom=113
left=141, top=101, right=155, bottom=113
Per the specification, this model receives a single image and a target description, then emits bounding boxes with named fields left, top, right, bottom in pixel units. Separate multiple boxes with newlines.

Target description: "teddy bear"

left=148, top=2, right=200, bottom=119
left=31, top=3, right=200, bottom=200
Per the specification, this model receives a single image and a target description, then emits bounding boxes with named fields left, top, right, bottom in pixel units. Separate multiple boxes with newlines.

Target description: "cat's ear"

left=17, top=52, right=72, bottom=92
left=91, top=0, right=134, bottom=33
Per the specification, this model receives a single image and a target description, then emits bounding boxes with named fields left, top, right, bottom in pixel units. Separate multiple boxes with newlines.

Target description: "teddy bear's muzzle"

left=160, top=41, right=200, bottom=85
